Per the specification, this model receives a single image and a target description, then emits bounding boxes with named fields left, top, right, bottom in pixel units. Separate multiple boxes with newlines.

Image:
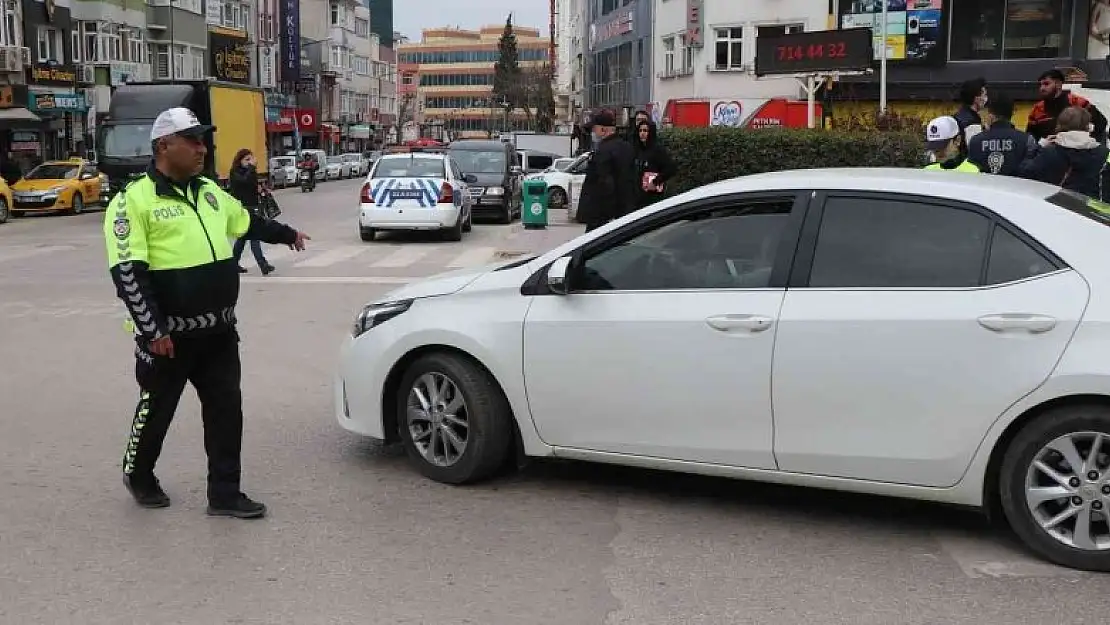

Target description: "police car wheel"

left=360, top=227, right=377, bottom=242
left=396, top=352, right=513, bottom=485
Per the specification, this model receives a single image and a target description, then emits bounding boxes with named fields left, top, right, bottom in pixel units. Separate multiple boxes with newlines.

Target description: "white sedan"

left=524, top=151, right=589, bottom=211
left=358, top=152, right=475, bottom=241
left=335, top=168, right=1110, bottom=571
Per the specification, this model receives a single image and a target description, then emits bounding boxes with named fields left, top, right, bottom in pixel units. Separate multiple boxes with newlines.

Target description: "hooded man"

left=1020, top=106, right=1110, bottom=199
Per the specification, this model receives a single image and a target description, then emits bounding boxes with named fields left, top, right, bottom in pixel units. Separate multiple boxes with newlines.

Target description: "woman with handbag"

left=632, top=120, right=676, bottom=210
left=229, top=148, right=276, bottom=275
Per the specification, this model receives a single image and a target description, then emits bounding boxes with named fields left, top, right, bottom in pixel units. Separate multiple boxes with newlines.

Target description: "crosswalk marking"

left=446, top=246, right=496, bottom=268
left=371, top=246, right=435, bottom=268
left=292, top=245, right=367, bottom=268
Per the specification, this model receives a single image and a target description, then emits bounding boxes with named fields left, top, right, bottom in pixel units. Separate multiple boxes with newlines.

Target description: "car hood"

left=374, top=257, right=521, bottom=302
left=14, top=179, right=71, bottom=191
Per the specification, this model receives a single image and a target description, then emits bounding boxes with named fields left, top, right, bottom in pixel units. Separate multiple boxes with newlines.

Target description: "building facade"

left=365, top=0, right=392, bottom=47
left=555, top=0, right=587, bottom=127
left=326, top=0, right=373, bottom=152
left=651, top=0, right=827, bottom=128
left=398, top=25, right=550, bottom=138
left=583, top=0, right=653, bottom=125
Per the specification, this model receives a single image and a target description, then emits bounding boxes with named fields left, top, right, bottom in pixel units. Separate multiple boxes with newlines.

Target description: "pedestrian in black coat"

left=1020, top=106, right=1110, bottom=199
left=228, top=149, right=275, bottom=275
left=577, top=110, right=637, bottom=232
left=632, top=120, right=676, bottom=209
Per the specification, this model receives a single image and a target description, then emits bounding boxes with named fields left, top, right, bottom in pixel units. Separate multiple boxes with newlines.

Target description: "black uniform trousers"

left=122, top=329, right=243, bottom=502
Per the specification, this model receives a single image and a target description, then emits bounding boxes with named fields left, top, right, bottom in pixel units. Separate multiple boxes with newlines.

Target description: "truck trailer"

left=96, top=80, right=268, bottom=198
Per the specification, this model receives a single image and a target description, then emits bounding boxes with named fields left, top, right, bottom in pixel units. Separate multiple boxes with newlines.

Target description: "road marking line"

left=240, top=276, right=413, bottom=285
left=371, top=246, right=433, bottom=268
left=446, top=246, right=496, bottom=268
left=934, top=530, right=1086, bottom=579
left=292, top=245, right=367, bottom=268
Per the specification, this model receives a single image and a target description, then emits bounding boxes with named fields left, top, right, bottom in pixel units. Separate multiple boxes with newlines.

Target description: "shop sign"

left=30, top=64, right=77, bottom=85
left=209, top=31, right=252, bottom=85
left=264, top=92, right=293, bottom=108
left=0, top=85, right=13, bottom=108
left=279, top=0, right=301, bottom=83
left=265, top=108, right=316, bottom=133
left=28, top=92, right=87, bottom=112
left=109, top=61, right=151, bottom=87
left=259, top=45, right=276, bottom=89
left=685, top=0, right=703, bottom=48
left=590, top=5, right=635, bottom=50
left=265, top=108, right=294, bottom=132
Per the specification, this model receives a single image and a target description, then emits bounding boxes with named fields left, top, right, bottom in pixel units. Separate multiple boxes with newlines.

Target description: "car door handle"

left=977, top=314, right=1057, bottom=334
left=705, top=314, right=774, bottom=333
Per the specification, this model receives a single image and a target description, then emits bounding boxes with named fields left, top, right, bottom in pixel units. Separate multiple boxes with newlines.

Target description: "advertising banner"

left=279, top=0, right=301, bottom=83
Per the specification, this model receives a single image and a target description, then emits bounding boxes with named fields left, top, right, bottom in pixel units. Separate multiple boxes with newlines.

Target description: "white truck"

left=511, top=132, right=574, bottom=157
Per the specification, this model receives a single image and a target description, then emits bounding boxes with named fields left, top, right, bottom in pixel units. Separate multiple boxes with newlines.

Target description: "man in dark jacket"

left=1027, top=69, right=1108, bottom=143
left=953, top=78, right=987, bottom=153
left=578, top=110, right=637, bottom=232
left=968, top=93, right=1038, bottom=176
left=1020, top=106, right=1110, bottom=199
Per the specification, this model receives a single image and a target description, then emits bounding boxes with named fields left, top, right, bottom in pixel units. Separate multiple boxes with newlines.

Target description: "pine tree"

left=491, top=13, right=521, bottom=129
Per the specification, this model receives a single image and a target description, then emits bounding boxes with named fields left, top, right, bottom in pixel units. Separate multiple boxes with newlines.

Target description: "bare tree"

left=392, top=92, right=418, bottom=142
left=514, top=64, right=556, bottom=133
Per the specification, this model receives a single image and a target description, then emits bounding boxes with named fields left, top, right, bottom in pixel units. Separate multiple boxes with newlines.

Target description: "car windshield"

left=373, top=158, right=445, bottom=178
left=99, top=123, right=153, bottom=158
left=1046, top=189, right=1110, bottom=227
left=449, top=149, right=506, bottom=174
left=25, top=164, right=80, bottom=180
left=551, top=159, right=574, bottom=171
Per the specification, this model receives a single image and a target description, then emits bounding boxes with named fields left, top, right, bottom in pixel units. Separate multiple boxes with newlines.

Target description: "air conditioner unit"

left=80, top=64, right=96, bottom=84
left=0, top=47, right=20, bottom=73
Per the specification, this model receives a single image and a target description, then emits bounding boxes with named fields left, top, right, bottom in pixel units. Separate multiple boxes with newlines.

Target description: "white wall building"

left=555, top=0, right=586, bottom=126
left=653, top=0, right=828, bottom=126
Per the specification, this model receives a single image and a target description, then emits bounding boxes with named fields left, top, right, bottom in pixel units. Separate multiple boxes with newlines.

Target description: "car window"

left=578, top=199, right=795, bottom=291
left=986, top=225, right=1057, bottom=285
left=528, top=155, right=554, bottom=170
left=808, top=196, right=991, bottom=288
left=372, top=158, right=446, bottom=178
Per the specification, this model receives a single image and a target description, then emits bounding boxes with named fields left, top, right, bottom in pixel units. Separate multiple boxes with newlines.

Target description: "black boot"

left=123, top=474, right=171, bottom=508
left=207, top=492, right=267, bottom=519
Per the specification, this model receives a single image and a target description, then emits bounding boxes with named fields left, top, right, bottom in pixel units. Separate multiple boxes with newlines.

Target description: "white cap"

left=925, top=116, right=960, bottom=150
left=150, top=106, right=215, bottom=141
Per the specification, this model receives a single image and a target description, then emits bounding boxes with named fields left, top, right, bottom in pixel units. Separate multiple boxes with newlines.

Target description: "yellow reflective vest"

left=924, top=159, right=981, bottom=173
left=104, top=167, right=295, bottom=337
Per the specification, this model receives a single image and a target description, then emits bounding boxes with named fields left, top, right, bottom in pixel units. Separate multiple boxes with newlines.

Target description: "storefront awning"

left=0, top=108, right=42, bottom=123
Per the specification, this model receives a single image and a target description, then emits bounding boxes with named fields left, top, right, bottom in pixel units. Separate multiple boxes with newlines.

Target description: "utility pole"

left=879, top=0, right=888, bottom=114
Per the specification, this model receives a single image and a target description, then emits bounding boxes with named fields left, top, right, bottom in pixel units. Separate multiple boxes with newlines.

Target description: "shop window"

left=950, top=0, right=1073, bottom=61
left=713, top=27, right=744, bottom=70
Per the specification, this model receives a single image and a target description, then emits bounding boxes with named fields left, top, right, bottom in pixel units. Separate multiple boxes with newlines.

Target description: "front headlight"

left=352, top=299, right=412, bottom=337
left=486, top=186, right=504, bottom=195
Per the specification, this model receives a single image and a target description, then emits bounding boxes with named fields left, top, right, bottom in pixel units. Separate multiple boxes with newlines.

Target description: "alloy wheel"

left=406, top=372, right=469, bottom=467
left=1025, top=431, right=1110, bottom=551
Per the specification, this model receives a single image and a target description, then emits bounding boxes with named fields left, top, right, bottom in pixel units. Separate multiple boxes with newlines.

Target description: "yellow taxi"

left=0, top=177, right=12, bottom=224
left=10, top=158, right=104, bottom=217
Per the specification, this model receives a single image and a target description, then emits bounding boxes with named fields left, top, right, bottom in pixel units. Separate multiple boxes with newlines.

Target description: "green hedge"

left=658, top=127, right=926, bottom=196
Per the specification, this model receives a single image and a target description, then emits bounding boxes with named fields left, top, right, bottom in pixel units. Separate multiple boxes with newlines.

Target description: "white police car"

left=358, top=152, right=476, bottom=242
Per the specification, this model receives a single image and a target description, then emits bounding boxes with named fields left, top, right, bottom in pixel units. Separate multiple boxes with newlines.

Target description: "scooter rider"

left=297, top=152, right=317, bottom=189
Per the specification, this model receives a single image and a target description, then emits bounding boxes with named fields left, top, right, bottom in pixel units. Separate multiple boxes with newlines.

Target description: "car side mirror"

left=464, top=174, right=478, bottom=184
left=547, top=256, right=573, bottom=295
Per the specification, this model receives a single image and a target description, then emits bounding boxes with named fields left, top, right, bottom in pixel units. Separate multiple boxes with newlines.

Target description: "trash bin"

left=521, top=178, right=549, bottom=230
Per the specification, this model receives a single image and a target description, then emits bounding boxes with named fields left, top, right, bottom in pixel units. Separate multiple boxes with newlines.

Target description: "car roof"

left=377, top=152, right=446, bottom=161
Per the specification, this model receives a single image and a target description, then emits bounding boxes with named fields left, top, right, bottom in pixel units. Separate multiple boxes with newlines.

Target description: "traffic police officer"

left=104, top=107, right=310, bottom=518
left=967, top=93, right=1038, bottom=176
left=924, top=115, right=982, bottom=173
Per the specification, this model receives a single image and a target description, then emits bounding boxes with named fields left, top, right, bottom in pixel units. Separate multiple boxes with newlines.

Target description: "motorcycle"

left=299, top=167, right=315, bottom=193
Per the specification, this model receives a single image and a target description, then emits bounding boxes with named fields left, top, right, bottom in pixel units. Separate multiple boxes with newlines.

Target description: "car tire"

left=396, top=352, right=513, bottom=484
left=462, top=211, right=473, bottom=233
left=999, top=404, right=1110, bottom=571
left=360, top=227, right=377, bottom=242
left=499, top=201, right=512, bottom=225
left=71, top=194, right=85, bottom=215
left=0, top=197, right=8, bottom=224
left=442, top=216, right=464, bottom=242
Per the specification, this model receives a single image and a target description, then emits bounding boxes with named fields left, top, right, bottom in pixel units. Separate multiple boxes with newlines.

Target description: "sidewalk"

left=495, top=208, right=585, bottom=258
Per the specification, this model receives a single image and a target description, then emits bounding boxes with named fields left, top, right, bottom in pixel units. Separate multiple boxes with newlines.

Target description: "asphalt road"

left=2, top=178, right=1109, bottom=624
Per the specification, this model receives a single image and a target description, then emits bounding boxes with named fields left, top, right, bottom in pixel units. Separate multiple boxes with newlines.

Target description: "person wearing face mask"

left=1020, top=106, right=1110, bottom=198
left=577, top=109, right=637, bottom=232
left=632, top=119, right=676, bottom=209
left=229, top=149, right=274, bottom=275
left=103, top=107, right=310, bottom=518
left=967, top=93, right=1039, bottom=176
left=953, top=78, right=988, bottom=151
left=923, top=116, right=982, bottom=173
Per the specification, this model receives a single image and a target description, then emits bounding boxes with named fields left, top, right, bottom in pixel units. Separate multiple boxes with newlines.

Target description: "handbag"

left=262, top=194, right=282, bottom=219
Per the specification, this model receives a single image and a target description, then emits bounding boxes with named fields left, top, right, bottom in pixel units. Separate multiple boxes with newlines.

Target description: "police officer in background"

left=967, top=93, right=1038, bottom=176
left=923, top=116, right=982, bottom=173
left=104, top=107, right=310, bottom=519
